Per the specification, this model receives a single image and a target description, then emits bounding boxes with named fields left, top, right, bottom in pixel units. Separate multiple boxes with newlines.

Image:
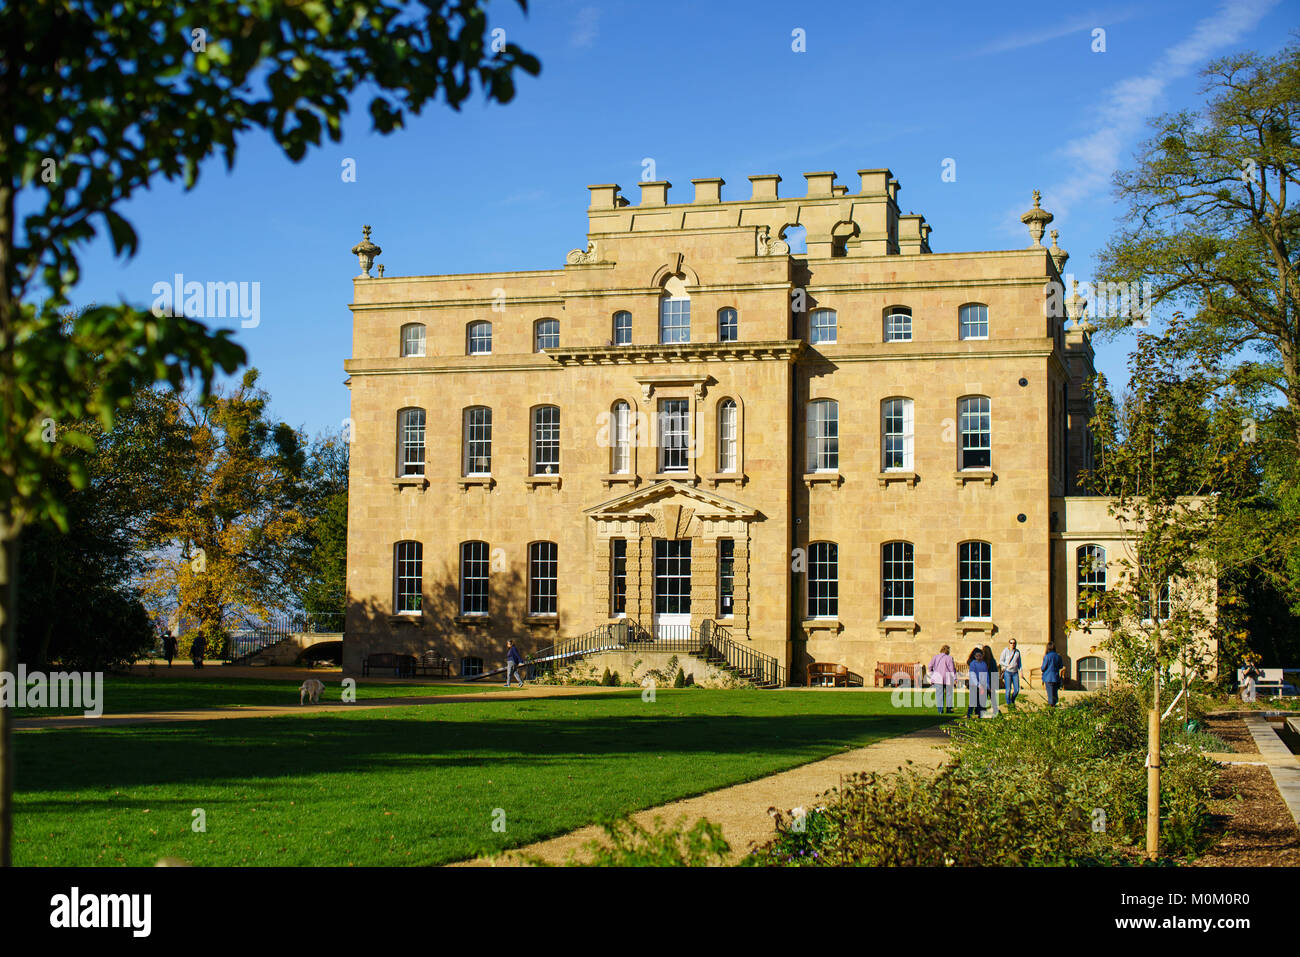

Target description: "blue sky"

left=68, top=0, right=1293, bottom=438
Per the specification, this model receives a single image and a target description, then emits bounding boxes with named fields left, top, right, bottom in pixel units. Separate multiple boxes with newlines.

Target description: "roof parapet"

left=690, top=178, right=725, bottom=204
left=748, top=174, right=781, bottom=201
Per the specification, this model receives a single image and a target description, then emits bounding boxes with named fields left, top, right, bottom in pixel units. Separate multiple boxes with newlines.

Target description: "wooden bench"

left=807, top=662, right=849, bottom=687
left=874, top=661, right=924, bottom=687
left=362, top=653, right=416, bottom=677
left=1239, top=667, right=1285, bottom=695
left=416, top=651, right=452, bottom=677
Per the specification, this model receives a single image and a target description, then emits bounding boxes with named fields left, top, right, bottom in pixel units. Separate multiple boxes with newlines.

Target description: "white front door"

left=653, top=538, right=692, bottom=639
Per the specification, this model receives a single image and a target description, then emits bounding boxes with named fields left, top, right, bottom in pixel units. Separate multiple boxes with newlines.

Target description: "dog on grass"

left=299, top=679, right=325, bottom=705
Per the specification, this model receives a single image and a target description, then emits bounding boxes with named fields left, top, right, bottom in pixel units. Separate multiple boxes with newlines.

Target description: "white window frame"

left=611, top=401, right=631, bottom=474
left=658, top=398, right=690, bottom=473
left=610, top=538, right=627, bottom=617
left=806, top=399, right=839, bottom=472
left=718, top=307, right=738, bottom=343
left=613, top=311, right=632, bottom=346
left=718, top=399, right=737, bottom=473
left=1077, top=545, right=1106, bottom=622
left=959, top=541, right=992, bottom=620
left=394, top=541, right=423, bottom=614
left=884, top=308, right=912, bottom=342
left=659, top=297, right=691, bottom=344
left=460, top=541, right=490, bottom=616
left=400, top=323, right=426, bottom=357
left=959, top=303, right=988, bottom=340
left=467, top=321, right=492, bottom=355
left=1078, top=656, right=1108, bottom=691
left=463, top=406, right=492, bottom=476
left=718, top=538, right=735, bottom=618
left=881, top=541, right=914, bottom=619
left=959, top=396, right=991, bottom=470
left=398, top=407, right=425, bottom=476
left=534, top=318, right=559, bottom=352
left=882, top=397, right=914, bottom=471
left=810, top=308, right=837, bottom=345
left=532, top=406, right=560, bottom=475
left=807, top=541, right=839, bottom=619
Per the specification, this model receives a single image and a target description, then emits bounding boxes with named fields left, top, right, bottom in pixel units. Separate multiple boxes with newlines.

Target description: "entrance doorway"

left=653, top=539, right=691, bottom=639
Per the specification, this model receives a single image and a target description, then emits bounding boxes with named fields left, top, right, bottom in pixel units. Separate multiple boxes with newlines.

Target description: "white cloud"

left=572, top=7, right=600, bottom=49
left=1024, top=0, right=1278, bottom=233
left=974, top=9, right=1138, bottom=57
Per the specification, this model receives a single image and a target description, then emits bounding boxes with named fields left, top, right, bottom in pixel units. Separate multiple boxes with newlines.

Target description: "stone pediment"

left=584, top=480, right=758, bottom=523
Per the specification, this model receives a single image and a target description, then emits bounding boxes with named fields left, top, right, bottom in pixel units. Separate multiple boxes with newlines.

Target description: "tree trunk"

left=0, top=514, right=21, bottom=867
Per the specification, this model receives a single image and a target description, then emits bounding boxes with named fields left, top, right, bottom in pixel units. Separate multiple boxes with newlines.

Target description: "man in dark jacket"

left=1041, top=641, right=1064, bottom=706
left=162, top=632, right=177, bottom=667
left=505, top=640, right=525, bottom=688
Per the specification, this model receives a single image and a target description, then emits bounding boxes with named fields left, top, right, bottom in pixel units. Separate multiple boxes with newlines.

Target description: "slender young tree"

left=0, top=0, right=539, bottom=866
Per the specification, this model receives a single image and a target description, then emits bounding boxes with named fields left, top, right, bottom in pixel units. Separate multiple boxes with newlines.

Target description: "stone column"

left=692, top=537, right=717, bottom=630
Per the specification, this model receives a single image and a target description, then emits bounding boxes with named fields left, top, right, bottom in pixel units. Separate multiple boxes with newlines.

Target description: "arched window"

left=610, top=401, right=632, bottom=474
left=534, top=318, right=559, bottom=352
left=1078, top=656, right=1108, bottom=690
left=467, top=321, right=492, bottom=355
left=810, top=308, right=837, bottom=345
left=397, top=407, right=425, bottom=476
left=959, top=303, right=988, bottom=340
left=882, top=541, right=914, bottom=619
left=884, top=307, right=912, bottom=342
left=529, top=541, right=558, bottom=616
left=882, top=397, right=914, bottom=471
left=807, top=542, right=839, bottom=618
left=807, top=399, right=839, bottom=472
left=718, top=307, right=738, bottom=342
left=959, top=541, right=992, bottom=620
left=400, top=323, right=426, bottom=357
left=394, top=541, right=422, bottom=614
left=718, top=399, right=738, bottom=472
left=460, top=541, right=490, bottom=615
left=613, top=311, right=632, bottom=346
left=463, top=406, right=492, bottom=475
left=958, top=396, right=991, bottom=469
left=1077, top=545, right=1106, bottom=621
left=531, top=405, right=560, bottom=475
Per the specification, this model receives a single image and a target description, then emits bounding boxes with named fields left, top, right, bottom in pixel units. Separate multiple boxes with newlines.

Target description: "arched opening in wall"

left=782, top=224, right=807, bottom=255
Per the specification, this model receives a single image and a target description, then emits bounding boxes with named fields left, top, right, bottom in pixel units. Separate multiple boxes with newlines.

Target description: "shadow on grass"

left=16, top=707, right=943, bottom=795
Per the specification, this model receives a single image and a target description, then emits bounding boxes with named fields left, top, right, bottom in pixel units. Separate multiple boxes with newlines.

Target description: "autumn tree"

left=0, top=0, right=539, bottom=865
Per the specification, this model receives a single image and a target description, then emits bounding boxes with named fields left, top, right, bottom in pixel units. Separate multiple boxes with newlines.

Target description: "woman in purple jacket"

left=928, top=644, right=956, bottom=714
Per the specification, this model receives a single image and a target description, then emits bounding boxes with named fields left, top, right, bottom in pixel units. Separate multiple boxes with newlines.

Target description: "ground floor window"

left=718, top=538, right=734, bottom=617
left=462, top=656, right=484, bottom=677
left=394, top=541, right=422, bottom=614
left=529, top=541, right=557, bottom=616
left=807, top=541, right=838, bottom=618
left=611, top=539, right=627, bottom=616
left=1078, top=656, right=1107, bottom=690
left=460, top=541, right=489, bottom=615
left=882, top=541, right=913, bottom=618
left=959, top=541, right=991, bottom=619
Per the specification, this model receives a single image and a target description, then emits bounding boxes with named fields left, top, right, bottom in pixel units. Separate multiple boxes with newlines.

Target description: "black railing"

left=469, top=619, right=786, bottom=687
left=224, top=611, right=345, bottom=662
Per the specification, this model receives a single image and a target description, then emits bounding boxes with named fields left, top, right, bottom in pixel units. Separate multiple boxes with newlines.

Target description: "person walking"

left=504, top=640, right=526, bottom=688
left=966, top=647, right=990, bottom=717
left=981, top=644, right=999, bottom=716
left=1041, top=641, right=1064, bottom=707
left=1241, top=660, right=1260, bottom=704
left=928, top=644, right=956, bottom=714
left=191, top=633, right=207, bottom=670
left=999, top=639, right=1022, bottom=708
left=162, top=632, right=177, bottom=668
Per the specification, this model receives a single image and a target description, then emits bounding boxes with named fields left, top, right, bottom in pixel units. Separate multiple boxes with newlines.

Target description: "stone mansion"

left=341, top=167, right=1203, bottom=687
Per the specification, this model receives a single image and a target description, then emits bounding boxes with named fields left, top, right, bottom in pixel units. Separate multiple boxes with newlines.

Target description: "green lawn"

left=12, top=674, right=489, bottom=717
left=13, top=689, right=945, bottom=865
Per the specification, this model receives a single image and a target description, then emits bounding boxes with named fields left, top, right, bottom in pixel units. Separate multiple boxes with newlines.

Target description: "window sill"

left=525, top=475, right=562, bottom=490
left=704, top=472, right=747, bottom=488
left=878, top=619, right=920, bottom=639
left=601, top=473, right=640, bottom=489
left=388, top=614, right=424, bottom=626
left=953, top=470, right=996, bottom=486
left=801, top=618, right=844, bottom=638
left=803, top=472, right=843, bottom=488
left=877, top=470, right=919, bottom=488
left=458, top=475, right=496, bottom=490
left=392, top=475, right=429, bottom=491
left=524, top=616, right=560, bottom=628
left=956, top=620, right=997, bottom=638
left=454, top=615, right=491, bottom=626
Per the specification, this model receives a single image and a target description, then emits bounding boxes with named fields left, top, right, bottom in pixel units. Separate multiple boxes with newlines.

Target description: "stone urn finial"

left=1048, top=230, right=1068, bottom=272
left=351, top=225, right=382, bottom=278
left=1020, top=190, right=1054, bottom=247
left=1066, top=279, right=1095, bottom=333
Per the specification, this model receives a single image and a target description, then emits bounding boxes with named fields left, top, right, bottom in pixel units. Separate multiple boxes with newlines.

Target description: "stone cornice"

left=548, top=340, right=805, bottom=366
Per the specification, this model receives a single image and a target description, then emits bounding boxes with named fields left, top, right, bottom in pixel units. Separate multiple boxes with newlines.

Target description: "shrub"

left=601, top=667, right=614, bottom=686
left=574, top=816, right=730, bottom=867
left=673, top=667, right=686, bottom=688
